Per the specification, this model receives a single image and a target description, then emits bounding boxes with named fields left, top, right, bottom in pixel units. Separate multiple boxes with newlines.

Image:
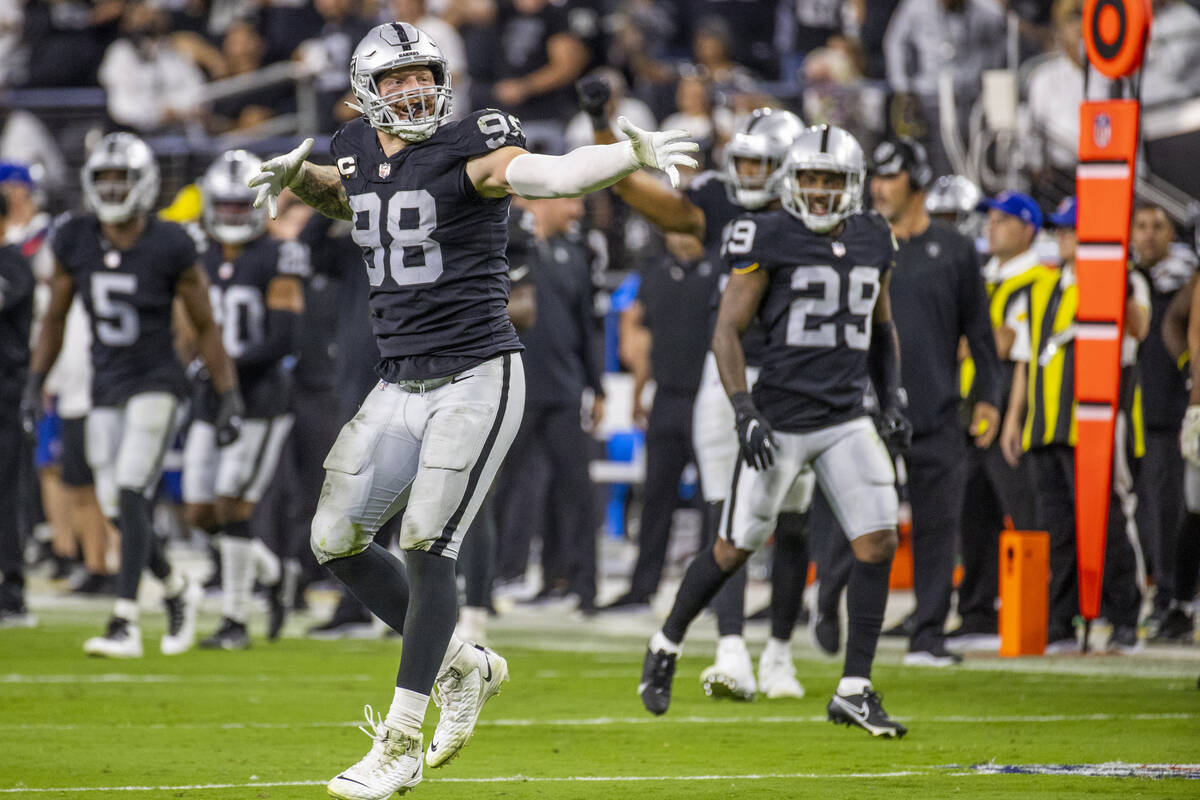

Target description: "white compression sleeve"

left=504, top=141, right=640, bottom=199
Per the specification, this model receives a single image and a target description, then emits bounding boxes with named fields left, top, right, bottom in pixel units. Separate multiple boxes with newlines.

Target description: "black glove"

left=877, top=405, right=913, bottom=454
left=215, top=388, right=245, bottom=447
left=732, top=391, right=778, bottom=471
left=576, top=74, right=611, bottom=131
left=20, top=372, right=45, bottom=437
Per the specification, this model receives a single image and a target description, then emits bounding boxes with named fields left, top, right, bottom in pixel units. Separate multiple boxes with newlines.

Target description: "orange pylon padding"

left=998, top=531, right=1050, bottom=657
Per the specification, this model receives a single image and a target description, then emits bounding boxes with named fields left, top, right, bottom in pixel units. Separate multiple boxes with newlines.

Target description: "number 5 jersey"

left=722, top=209, right=897, bottom=433
left=53, top=215, right=195, bottom=407
left=330, top=108, right=528, bottom=381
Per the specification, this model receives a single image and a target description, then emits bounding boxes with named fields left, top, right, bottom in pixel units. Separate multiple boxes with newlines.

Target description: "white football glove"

left=1182, top=405, right=1200, bottom=467
left=247, top=137, right=314, bottom=219
left=617, top=116, right=699, bottom=189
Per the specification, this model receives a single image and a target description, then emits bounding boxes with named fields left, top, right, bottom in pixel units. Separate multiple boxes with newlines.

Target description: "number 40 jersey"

left=330, top=108, right=528, bottom=381
left=722, top=209, right=897, bottom=433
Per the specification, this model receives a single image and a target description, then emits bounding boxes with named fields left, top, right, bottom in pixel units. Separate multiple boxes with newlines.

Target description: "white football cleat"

left=327, top=706, right=422, bottom=800
left=757, top=646, right=805, bottom=699
left=426, top=644, right=508, bottom=768
left=699, top=636, right=756, bottom=701
left=84, top=617, right=144, bottom=659
left=161, top=578, right=199, bottom=656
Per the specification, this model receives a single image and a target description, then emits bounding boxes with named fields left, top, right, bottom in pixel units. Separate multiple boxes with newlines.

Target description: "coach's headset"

left=870, top=136, right=933, bottom=192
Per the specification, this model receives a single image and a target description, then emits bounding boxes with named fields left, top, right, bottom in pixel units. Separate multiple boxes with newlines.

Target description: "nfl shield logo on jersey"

left=832, top=241, right=846, bottom=257
left=378, top=163, right=392, bottom=178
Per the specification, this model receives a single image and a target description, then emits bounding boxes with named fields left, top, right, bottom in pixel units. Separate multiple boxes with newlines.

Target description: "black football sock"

left=770, top=512, right=809, bottom=640
left=663, top=547, right=736, bottom=644
left=323, top=542, right=412, bottom=634
left=395, top=550, right=458, bottom=693
left=1173, top=512, right=1200, bottom=603
left=705, top=502, right=747, bottom=636
left=457, top=497, right=495, bottom=610
left=843, top=558, right=891, bottom=680
left=115, top=489, right=155, bottom=601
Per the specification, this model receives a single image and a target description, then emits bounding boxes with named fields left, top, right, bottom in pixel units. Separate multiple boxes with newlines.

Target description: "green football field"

left=2, top=603, right=1198, bottom=800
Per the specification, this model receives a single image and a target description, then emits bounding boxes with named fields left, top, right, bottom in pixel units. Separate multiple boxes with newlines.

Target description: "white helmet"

left=81, top=132, right=160, bottom=224
left=724, top=107, right=805, bottom=209
left=349, top=22, right=452, bottom=142
left=780, top=124, right=865, bottom=232
left=925, top=174, right=982, bottom=220
left=202, top=150, right=268, bottom=245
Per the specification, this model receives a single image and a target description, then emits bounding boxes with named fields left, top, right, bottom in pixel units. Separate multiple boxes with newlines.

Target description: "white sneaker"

left=161, top=579, right=199, bottom=655
left=84, top=617, right=143, bottom=658
left=327, top=706, right=422, bottom=800
left=426, top=644, right=508, bottom=768
left=757, top=648, right=805, bottom=699
left=699, top=636, right=756, bottom=701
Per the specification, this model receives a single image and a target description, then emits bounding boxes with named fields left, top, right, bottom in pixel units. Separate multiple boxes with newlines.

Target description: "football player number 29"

left=787, top=265, right=879, bottom=350
left=349, top=188, right=443, bottom=287
left=91, top=272, right=138, bottom=346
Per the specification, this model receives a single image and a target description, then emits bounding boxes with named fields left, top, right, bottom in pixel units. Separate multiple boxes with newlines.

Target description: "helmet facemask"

left=783, top=167, right=861, bottom=232
left=349, top=22, right=454, bottom=143
left=726, top=153, right=783, bottom=210
left=202, top=150, right=268, bottom=245
left=80, top=134, right=160, bottom=224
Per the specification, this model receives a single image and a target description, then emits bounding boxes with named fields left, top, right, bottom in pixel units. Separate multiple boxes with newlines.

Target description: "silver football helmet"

left=349, top=22, right=452, bottom=142
left=81, top=132, right=160, bottom=224
left=202, top=150, right=268, bottom=245
left=925, top=175, right=982, bottom=221
left=779, top=124, right=865, bottom=232
left=724, top=107, right=805, bottom=209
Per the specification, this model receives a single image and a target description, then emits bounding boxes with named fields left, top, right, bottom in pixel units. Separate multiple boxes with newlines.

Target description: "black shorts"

left=60, top=416, right=93, bottom=487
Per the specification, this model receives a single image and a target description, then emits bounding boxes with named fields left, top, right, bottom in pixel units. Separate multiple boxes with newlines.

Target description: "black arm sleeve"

left=959, top=248, right=1002, bottom=408
left=869, top=319, right=904, bottom=412
left=0, top=249, right=34, bottom=311
left=237, top=308, right=299, bottom=372
left=576, top=263, right=605, bottom=397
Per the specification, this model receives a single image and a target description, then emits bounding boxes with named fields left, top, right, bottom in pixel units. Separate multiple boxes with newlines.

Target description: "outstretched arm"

left=249, top=138, right=353, bottom=222
left=467, top=117, right=698, bottom=199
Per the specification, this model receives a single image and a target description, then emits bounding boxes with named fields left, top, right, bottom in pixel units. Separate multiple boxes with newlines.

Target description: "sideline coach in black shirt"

left=1, top=191, right=36, bottom=625
left=869, top=139, right=1001, bottom=664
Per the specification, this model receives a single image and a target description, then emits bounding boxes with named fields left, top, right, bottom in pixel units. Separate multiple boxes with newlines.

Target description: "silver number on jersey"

left=91, top=272, right=139, bottom=347
left=722, top=219, right=757, bottom=257
left=208, top=284, right=265, bottom=359
left=477, top=112, right=523, bottom=150
left=349, top=189, right=444, bottom=287
left=785, top=265, right=880, bottom=351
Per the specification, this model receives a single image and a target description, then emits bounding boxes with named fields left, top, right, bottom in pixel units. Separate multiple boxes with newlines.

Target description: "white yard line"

left=0, top=771, right=934, bottom=793
left=0, top=711, right=1193, bottom=732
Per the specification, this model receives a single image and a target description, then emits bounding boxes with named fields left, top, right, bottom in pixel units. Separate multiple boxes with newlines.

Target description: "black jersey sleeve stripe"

left=719, top=456, right=744, bottom=544
left=429, top=353, right=512, bottom=556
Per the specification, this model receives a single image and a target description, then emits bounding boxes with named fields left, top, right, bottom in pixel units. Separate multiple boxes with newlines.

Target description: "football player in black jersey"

left=639, top=125, right=912, bottom=738
left=584, top=86, right=814, bottom=701
left=181, top=150, right=309, bottom=650
left=22, top=132, right=243, bottom=658
left=246, top=22, right=697, bottom=798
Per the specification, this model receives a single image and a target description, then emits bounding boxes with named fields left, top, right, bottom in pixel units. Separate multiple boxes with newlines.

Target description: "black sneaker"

left=1149, top=608, right=1194, bottom=644
left=881, top=611, right=916, bottom=638
left=903, top=644, right=964, bottom=667
left=827, top=688, right=907, bottom=738
left=306, top=603, right=375, bottom=639
left=1106, top=624, right=1143, bottom=654
left=599, top=592, right=652, bottom=613
left=812, top=610, right=840, bottom=655
left=266, top=582, right=287, bottom=641
left=638, top=646, right=677, bottom=715
left=68, top=571, right=111, bottom=595
left=201, top=617, right=251, bottom=650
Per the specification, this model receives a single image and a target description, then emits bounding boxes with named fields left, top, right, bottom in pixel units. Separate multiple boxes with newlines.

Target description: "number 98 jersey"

left=723, top=209, right=897, bottom=433
left=330, top=108, right=528, bottom=380
left=52, top=214, right=195, bottom=407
